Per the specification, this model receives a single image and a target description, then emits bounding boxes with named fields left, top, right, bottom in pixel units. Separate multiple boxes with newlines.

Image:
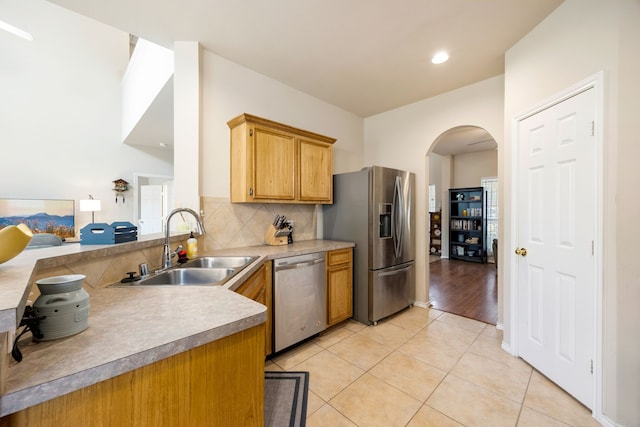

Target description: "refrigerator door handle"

left=376, top=262, right=414, bottom=277
left=392, top=176, right=404, bottom=259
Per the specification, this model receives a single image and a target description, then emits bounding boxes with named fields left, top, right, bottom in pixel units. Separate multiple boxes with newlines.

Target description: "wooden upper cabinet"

left=299, top=137, right=332, bottom=202
left=253, top=126, right=296, bottom=201
left=228, top=113, right=336, bottom=204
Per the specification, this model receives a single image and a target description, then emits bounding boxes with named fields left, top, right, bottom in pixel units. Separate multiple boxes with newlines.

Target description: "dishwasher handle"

left=274, top=258, right=324, bottom=272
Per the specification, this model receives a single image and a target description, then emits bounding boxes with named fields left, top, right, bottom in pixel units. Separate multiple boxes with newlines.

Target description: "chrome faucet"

left=162, top=208, right=205, bottom=269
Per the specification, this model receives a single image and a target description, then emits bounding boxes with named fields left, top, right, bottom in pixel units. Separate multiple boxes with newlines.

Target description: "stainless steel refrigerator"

left=323, top=166, right=415, bottom=325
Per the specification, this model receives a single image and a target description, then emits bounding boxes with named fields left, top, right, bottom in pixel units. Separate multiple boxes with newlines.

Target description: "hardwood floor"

left=429, top=258, right=498, bottom=325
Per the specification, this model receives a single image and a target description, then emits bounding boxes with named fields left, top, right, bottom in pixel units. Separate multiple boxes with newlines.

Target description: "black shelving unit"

left=449, top=187, right=486, bottom=263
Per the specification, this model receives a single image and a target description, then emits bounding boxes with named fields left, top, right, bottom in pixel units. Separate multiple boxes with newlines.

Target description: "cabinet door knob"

left=515, top=247, right=527, bottom=256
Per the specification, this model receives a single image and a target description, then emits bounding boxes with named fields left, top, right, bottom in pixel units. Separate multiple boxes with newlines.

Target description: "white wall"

left=616, top=3, right=640, bottom=423
left=452, top=149, right=497, bottom=188
left=504, top=0, right=640, bottom=424
left=199, top=52, right=365, bottom=199
left=364, top=76, right=504, bottom=310
left=121, top=38, right=174, bottom=142
left=428, top=153, right=451, bottom=257
left=172, top=42, right=201, bottom=213
left=428, top=153, right=444, bottom=211
left=0, top=0, right=173, bottom=233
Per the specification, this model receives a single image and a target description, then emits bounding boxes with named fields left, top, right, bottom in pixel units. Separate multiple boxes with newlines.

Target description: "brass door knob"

left=515, top=247, right=527, bottom=256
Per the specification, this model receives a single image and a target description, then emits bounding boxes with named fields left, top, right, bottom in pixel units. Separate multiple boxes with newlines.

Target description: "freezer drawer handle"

left=275, top=258, right=324, bottom=272
left=377, top=263, right=413, bottom=277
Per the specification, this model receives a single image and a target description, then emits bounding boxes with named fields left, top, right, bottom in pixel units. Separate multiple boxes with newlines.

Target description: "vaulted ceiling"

left=48, top=0, right=563, bottom=119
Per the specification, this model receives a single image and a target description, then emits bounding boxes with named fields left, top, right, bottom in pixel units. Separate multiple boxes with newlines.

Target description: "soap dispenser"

left=186, top=232, right=198, bottom=259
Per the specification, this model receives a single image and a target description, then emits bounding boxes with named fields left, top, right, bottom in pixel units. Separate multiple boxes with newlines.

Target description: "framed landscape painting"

left=0, top=199, right=75, bottom=238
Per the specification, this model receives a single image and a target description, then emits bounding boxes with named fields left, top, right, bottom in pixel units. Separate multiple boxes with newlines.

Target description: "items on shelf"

left=448, top=187, right=486, bottom=263
left=450, top=219, right=482, bottom=230
left=429, top=211, right=442, bottom=255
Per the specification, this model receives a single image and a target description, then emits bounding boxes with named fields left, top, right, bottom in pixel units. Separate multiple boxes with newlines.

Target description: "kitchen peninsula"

left=0, top=234, right=353, bottom=425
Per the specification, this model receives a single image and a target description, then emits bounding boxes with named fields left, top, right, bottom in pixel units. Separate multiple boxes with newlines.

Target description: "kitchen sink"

left=111, top=255, right=259, bottom=287
left=181, top=255, right=258, bottom=269
left=136, top=268, right=236, bottom=286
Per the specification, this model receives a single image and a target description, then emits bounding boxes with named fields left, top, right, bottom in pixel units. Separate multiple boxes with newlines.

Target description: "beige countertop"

left=0, top=237, right=354, bottom=417
left=0, top=233, right=190, bottom=333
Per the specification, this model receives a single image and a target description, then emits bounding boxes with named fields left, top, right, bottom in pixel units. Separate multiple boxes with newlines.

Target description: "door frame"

left=508, top=71, right=604, bottom=415
left=133, top=173, right=174, bottom=234
left=139, top=184, right=165, bottom=235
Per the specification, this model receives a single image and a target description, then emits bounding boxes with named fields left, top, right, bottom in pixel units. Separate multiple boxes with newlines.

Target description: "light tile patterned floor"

left=266, top=307, right=601, bottom=427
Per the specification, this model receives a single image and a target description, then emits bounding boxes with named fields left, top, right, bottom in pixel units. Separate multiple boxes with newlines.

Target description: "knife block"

left=264, top=224, right=289, bottom=246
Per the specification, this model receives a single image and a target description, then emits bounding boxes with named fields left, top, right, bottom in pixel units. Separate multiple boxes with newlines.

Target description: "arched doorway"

left=427, top=125, right=498, bottom=324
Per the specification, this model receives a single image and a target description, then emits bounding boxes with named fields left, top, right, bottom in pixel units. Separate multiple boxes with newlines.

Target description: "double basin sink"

left=114, top=256, right=258, bottom=287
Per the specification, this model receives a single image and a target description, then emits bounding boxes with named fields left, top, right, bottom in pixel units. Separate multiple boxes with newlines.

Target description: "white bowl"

left=36, top=274, right=86, bottom=295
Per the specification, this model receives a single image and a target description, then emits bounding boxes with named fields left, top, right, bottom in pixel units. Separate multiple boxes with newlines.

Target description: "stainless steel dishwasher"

left=273, top=252, right=326, bottom=352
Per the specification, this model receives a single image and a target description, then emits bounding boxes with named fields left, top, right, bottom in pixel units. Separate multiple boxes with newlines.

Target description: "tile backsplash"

left=27, top=198, right=320, bottom=299
left=200, top=197, right=319, bottom=251
left=28, top=243, right=166, bottom=299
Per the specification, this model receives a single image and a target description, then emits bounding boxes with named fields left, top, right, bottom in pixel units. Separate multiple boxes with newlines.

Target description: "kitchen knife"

left=275, top=228, right=291, bottom=237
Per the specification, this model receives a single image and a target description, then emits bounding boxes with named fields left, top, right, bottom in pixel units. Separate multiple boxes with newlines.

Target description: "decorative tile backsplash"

left=28, top=198, right=319, bottom=298
left=28, top=244, right=165, bottom=299
left=200, top=197, right=319, bottom=251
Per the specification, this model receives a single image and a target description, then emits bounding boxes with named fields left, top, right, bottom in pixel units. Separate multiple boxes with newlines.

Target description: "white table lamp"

left=79, top=196, right=101, bottom=223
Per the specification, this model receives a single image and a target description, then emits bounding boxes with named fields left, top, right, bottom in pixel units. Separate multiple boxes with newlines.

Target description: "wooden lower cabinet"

left=235, top=261, right=273, bottom=357
left=1, top=325, right=265, bottom=427
left=326, top=248, right=353, bottom=327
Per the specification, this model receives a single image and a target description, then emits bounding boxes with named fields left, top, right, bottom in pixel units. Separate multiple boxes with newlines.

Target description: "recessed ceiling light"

left=431, top=51, right=449, bottom=65
left=159, top=142, right=168, bottom=148
left=0, top=20, right=33, bottom=41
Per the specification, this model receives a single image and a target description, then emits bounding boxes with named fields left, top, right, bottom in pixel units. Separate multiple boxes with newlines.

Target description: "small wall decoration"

left=113, top=179, right=129, bottom=203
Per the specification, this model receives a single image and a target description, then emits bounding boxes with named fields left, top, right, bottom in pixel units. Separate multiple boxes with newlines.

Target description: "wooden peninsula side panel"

left=1, top=325, right=265, bottom=427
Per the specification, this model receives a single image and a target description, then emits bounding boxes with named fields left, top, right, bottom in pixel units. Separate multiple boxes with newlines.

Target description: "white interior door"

left=517, top=87, right=596, bottom=408
left=140, top=184, right=164, bottom=235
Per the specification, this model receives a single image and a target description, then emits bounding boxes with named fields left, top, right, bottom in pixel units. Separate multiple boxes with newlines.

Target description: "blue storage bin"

left=80, top=222, right=137, bottom=245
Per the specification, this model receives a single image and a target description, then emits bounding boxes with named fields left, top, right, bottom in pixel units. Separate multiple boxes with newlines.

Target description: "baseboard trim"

left=501, top=341, right=514, bottom=356
left=413, top=300, right=429, bottom=309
